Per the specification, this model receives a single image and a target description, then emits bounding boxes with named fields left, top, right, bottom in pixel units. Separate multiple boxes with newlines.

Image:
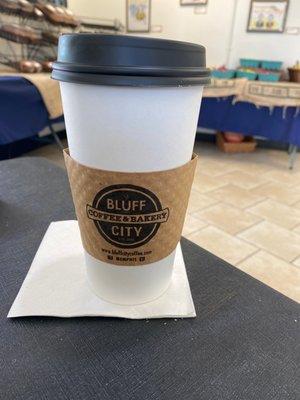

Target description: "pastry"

left=36, top=3, right=65, bottom=25
left=18, top=0, right=44, bottom=20
left=0, top=24, right=41, bottom=44
left=32, top=60, right=42, bottom=73
left=17, top=60, right=42, bottom=73
left=36, top=2, right=80, bottom=27
left=42, top=30, right=59, bottom=45
left=63, top=8, right=80, bottom=27
left=18, top=60, right=35, bottom=73
left=0, top=0, right=20, bottom=15
left=41, top=60, right=53, bottom=72
left=18, top=0, right=33, bottom=16
left=33, top=7, right=43, bottom=19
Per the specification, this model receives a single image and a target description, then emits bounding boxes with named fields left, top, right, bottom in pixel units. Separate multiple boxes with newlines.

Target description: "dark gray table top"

left=0, top=157, right=299, bottom=400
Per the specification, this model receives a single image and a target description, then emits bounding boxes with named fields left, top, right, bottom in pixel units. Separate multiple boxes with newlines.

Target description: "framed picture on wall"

left=180, top=0, right=208, bottom=5
left=247, top=0, right=289, bottom=33
left=126, top=0, right=151, bottom=33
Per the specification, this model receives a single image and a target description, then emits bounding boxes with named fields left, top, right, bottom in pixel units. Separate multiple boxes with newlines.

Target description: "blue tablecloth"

left=0, top=77, right=299, bottom=147
left=198, top=97, right=300, bottom=147
left=0, top=76, right=63, bottom=145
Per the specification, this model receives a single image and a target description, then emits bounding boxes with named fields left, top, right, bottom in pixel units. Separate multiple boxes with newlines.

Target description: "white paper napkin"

left=8, top=221, right=196, bottom=319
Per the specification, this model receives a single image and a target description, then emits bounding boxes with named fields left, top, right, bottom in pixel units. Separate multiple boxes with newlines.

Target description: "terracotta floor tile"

left=182, top=214, right=207, bottom=236
left=187, top=226, right=257, bottom=265
left=209, top=184, right=265, bottom=209
left=193, top=173, right=227, bottom=193
left=239, top=221, right=300, bottom=262
left=187, top=189, right=218, bottom=213
left=219, top=170, right=268, bottom=189
left=251, top=182, right=300, bottom=206
left=247, top=199, right=300, bottom=229
left=237, top=251, right=300, bottom=303
left=194, top=203, right=261, bottom=235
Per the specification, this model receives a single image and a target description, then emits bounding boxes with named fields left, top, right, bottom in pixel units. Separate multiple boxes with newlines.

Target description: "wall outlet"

left=285, top=27, right=300, bottom=35
left=151, top=25, right=163, bottom=33
left=194, top=6, right=207, bottom=14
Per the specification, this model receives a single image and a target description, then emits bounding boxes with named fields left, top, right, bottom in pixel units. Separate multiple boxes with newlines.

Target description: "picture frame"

left=247, top=0, right=289, bottom=33
left=180, top=0, right=208, bottom=5
left=126, top=0, right=151, bottom=33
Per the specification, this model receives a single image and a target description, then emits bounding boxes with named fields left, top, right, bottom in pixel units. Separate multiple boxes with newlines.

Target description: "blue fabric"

left=198, top=96, right=300, bottom=147
left=0, top=77, right=63, bottom=145
left=1, top=78, right=299, bottom=147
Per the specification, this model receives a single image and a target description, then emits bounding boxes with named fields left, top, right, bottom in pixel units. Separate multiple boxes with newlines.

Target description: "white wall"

left=228, top=0, right=300, bottom=68
left=69, top=0, right=300, bottom=68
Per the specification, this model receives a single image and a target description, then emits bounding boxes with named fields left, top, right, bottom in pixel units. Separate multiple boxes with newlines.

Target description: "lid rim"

left=52, top=69, right=211, bottom=87
left=52, top=61, right=211, bottom=78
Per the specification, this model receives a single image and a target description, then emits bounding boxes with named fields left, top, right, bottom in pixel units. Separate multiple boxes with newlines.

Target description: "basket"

left=236, top=70, right=257, bottom=80
left=258, top=73, right=280, bottom=82
left=261, top=60, right=282, bottom=71
left=216, top=132, right=257, bottom=153
left=240, top=59, right=261, bottom=68
left=288, top=68, right=300, bottom=83
left=211, top=69, right=236, bottom=79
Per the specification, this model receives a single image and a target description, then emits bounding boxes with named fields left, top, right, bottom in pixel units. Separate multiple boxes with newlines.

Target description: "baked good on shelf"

left=18, top=60, right=35, bottom=73
left=32, top=60, right=42, bottom=73
left=18, top=0, right=44, bottom=20
left=36, top=2, right=80, bottom=27
left=0, top=0, right=43, bottom=20
left=63, top=8, right=80, bottom=27
left=0, top=24, right=41, bottom=44
left=41, top=60, right=53, bottom=72
left=17, top=60, right=42, bottom=73
left=33, top=7, right=43, bottom=19
left=55, top=6, right=65, bottom=20
left=18, top=0, right=33, bottom=16
left=42, top=30, right=59, bottom=45
left=0, top=0, right=20, bottom=15
left=36, top=3, right=65, bottom=25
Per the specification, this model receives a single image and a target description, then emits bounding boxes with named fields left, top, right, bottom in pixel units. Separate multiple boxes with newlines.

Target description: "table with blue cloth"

left=0, top=75, right=63, bottom=157
left=199, top=96, right=300, bottom=147
left=0, top=76, right=299, bottom=167
left=199, top=79, right=300, bottom=168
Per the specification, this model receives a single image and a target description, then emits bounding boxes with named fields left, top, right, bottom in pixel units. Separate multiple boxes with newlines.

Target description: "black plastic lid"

left=52, top=34, right=210, bottom=87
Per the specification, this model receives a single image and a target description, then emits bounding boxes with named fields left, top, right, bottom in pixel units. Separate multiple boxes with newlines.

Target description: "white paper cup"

left=53, top=34, right=210, bottom=305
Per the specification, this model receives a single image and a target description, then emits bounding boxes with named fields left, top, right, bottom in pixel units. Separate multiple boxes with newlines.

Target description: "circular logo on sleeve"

left=86, top=184, right=169, bottom=248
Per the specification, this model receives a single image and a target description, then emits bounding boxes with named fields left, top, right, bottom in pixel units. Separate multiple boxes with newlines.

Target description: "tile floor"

left=25, top=139, right=300, bottom=303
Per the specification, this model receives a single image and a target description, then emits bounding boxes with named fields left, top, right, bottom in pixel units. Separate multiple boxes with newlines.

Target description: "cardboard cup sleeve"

left=64, top=149, right=197, bottom=267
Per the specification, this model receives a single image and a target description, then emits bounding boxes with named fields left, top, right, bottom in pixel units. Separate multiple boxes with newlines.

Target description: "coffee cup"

left=52, top=34, right=210, bottom=305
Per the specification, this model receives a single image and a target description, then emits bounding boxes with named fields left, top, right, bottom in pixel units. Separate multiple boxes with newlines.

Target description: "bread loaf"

left=0, top=24, right=41, bottom=44
left=18, top=0, right=44, bottom=20
left=17, top=60, right=42, bottom=73
left=42, top=30, right=59, bottom=45
left=0, top=0, right=20, bottom=15
left=41, top=60, right=53, bottom=72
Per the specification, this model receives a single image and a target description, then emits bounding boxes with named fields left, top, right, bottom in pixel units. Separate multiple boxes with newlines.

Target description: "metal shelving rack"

left=0, top=2, right=125, bottom=71
left=0, top=1, right=79, bottom=70
left=0, top=1, right=124, bottom=149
